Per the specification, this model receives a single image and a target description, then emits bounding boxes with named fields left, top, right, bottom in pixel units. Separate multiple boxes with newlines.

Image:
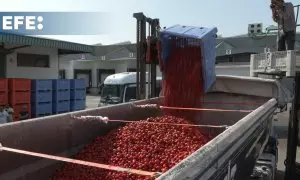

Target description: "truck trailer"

left=0, top=75, right=293, bottom=180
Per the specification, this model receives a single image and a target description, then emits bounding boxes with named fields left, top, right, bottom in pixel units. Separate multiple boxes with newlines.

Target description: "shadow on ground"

left=274, top=125, right=289, bottom=139
left=275, top=170, right=285, bottom=180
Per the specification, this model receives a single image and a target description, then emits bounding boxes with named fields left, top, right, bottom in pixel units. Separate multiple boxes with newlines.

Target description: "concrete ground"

left=274, top=106, right=300, bottom=180
left=85, top=95, right=300, bottom=180
left=85, top=95, right=100, bottom=109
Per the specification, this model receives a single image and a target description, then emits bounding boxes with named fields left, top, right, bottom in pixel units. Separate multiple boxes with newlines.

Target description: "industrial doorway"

left=74, top=69, right=92, bottom=93
left=59, top=70, right=66, bottom=79
left=97, top=69, right=115, bottom=94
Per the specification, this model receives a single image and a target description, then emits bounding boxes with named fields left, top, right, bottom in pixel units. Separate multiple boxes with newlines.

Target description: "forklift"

left=133, top=12, right=160, bottom=100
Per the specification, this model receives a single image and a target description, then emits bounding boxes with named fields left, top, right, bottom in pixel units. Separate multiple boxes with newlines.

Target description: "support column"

left=0, top=53, right=7, bottom=78
left=285, top=74, right=300, bottom=180
left=133, top=12, right=147, bottom=100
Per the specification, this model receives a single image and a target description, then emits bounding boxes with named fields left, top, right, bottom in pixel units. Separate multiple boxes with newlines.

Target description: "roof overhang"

left=0, top=33, right=94, bottom=55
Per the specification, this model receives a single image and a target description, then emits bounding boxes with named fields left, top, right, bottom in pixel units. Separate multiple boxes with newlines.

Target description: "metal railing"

left=295, top=5, right=299, bottom=27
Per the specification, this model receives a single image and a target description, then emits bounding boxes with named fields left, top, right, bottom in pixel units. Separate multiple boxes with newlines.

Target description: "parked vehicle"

left=98, top=72, right=162, bottom=107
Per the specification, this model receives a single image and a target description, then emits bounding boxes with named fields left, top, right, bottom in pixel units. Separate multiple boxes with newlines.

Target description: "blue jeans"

left=277, top=31, right=296, bottom=51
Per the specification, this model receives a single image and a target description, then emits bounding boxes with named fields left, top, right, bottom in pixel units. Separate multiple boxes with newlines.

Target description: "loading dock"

left=0, top=33, right=94, bottom=79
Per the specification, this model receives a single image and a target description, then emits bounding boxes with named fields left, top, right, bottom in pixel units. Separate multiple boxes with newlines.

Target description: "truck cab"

left=98, top=72, right=162, bottom=107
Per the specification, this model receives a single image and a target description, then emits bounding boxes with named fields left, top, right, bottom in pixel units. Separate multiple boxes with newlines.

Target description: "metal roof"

left=216, top=33, right=300, bottom=56
left=93, top=33, right=300, bottom=58
left=0, top=33, right=94, bottom=54
left=2, top=32, right=298, bottom=57
left=94, top=44, right=136, bottom=56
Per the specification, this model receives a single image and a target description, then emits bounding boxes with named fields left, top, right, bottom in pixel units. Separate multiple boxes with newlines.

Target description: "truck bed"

left=0, top=76, right=290, bottom=180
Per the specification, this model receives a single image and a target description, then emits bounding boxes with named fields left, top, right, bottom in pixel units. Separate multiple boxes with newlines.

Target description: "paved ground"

left=86, top=95, right=100, bottom=109
left=85, top=95, right=299, bottom=179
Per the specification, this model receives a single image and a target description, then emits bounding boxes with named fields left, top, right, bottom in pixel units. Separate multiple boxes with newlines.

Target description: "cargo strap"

left=0, top=143, right=161, bottom=177
left=197, top=101, right=263, bottom=106
left=133, top=104, right=253, bottom=113
left=71, top=116, right=230, bottom=129
left=160, top=106, right=252, bottom=113
left=71, top=115, right=109, bottom=123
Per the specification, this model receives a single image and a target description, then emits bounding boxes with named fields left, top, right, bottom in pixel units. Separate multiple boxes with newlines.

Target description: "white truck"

left=98, top=72, right=162, bottom=107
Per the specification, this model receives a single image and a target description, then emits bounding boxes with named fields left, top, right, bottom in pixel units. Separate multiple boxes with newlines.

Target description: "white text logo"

left=2, top=16, right=43, bottom=30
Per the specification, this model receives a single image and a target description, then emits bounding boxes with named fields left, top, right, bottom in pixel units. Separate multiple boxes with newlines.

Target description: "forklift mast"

left=133, top=12, right=160, bottom=100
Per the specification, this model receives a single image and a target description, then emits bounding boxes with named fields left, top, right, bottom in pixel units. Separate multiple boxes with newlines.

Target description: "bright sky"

left=1, top=0, right=299, bottom=45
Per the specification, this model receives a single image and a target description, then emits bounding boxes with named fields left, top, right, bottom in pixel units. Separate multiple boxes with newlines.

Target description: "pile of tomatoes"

left=54, top=115, right=210, bottom=180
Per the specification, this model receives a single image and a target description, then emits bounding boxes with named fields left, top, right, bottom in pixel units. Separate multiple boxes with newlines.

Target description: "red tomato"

left=54, top=115, right=211, bottom=180
left=55, top=37, right=210, bottom=180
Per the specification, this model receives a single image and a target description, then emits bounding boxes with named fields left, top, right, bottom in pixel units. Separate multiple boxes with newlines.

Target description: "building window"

left=59, top=70, right=66, bottom=79
left=125, top=86, right=136, bottom=102
left=127, top=68, right=136, bottom=72
left=101, top=56, right=105, bottom=60
left=228, top=56, right=234, bottom=62
left=225, top=49, right=232, bottom=55
left=17, top=53, right=50, bottom=68
left=129, top=53, right=134, bottom=58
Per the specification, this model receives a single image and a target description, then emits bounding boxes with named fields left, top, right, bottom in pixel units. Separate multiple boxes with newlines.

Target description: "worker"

left=19, top=105, right=29, bottom=120
left=0, top=105, right=9, bottom=124
left=270, top=0, right=296, bottom=51
left=5, top=104, right=14, bottom=122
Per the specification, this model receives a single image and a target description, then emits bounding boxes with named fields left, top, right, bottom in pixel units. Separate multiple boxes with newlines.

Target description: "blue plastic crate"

left=70, top=89, right=86, bottom=100
left=53, top=100, right=70, bottom=113
left=159, top=25, right=218, bottom=93
left=53, top=90, right=70, bottom=102
left=70, top=79, right=85, bottom=89
left=70, top=99, right=86, bottom=111
left=32, top=80, right=53, bottom=91
left=52, top=79, right=70, bottom=90
left=31, top=102, right=52, bottom=117
left=32, top=91, right=52, bottom=103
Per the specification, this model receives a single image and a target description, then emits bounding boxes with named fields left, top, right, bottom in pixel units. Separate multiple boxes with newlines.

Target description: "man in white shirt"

left=271, top=0, right=296, bottom=51
left=0, top=105, right=9, bottom=124
left=5, top=104, right=14, bottom=122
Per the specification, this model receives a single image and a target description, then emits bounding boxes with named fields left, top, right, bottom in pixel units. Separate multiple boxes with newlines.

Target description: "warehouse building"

left=0, top=33, right=95, bottom=120
left=59, top=43, right=162, bottom=94
left=215, top=32, right=300, bottom=76
left=59, top=44, right=136, bottom=93
left=0, top=33, right=94, bottom=79
left=59, top=32, right=300, bottom=94
left=216, top=33, right=300, bottom=63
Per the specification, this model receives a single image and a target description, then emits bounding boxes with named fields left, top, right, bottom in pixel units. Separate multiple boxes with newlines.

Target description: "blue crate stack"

left=70, top=79, right=86, bottom=111
left=52, top=79, right=71, bottom=114
left=31, top=80, right=53, bottom=118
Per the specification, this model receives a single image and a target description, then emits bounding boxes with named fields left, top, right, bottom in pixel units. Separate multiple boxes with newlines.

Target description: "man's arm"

left=271, top=3, right=282, bottom=22
left=284, top=3, right=295, bottom=19
left=7, top=108, right=14, bottom=115
left=272, top=9, right=279, bottom=22
left=273, top=9, right=284, bottom=23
